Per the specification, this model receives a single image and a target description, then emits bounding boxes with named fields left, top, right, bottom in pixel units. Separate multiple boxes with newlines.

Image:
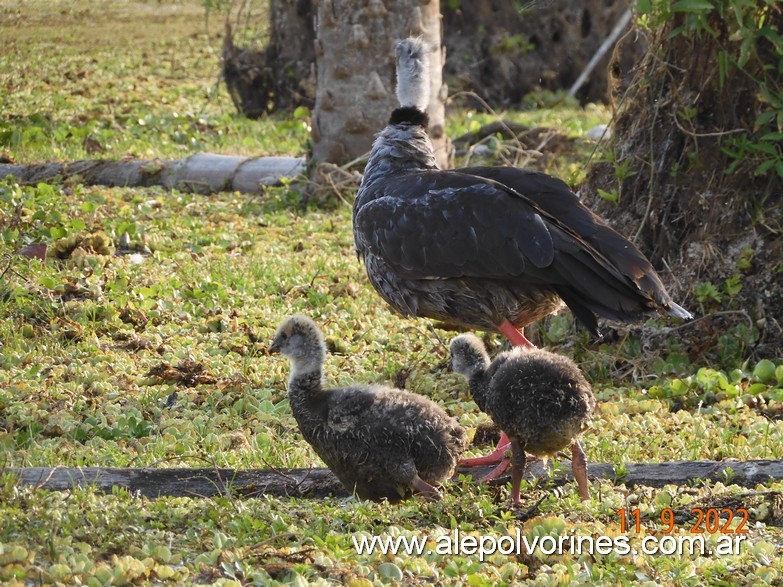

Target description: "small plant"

left=597, top=187, right=620, bottom=203
left=721, top=466, right=738, bottom=484
left=613, top=462, right=630, bottom=481
left=492, top=33, right=535, bottom=56
left=694, top=281, right=722, bottom=305
left=636, top=0, right=783, bottom=180
left=613, top=158, right=637, bottom=182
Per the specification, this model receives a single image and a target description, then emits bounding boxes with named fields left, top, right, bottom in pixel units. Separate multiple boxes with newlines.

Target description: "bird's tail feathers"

left=667, top=302, right=693, bottom=320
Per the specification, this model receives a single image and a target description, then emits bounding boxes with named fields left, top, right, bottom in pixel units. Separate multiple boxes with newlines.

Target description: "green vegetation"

left=1, top=1, right=781, bottom=585
left=637, top=0, right=783, bottom=179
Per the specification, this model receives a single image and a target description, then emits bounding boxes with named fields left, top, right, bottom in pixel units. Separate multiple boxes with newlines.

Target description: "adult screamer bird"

left=270, top=315, right=468, bottom=503
left=353, top=37, right=691, bottom=470
left=450, top=334, right=595, bottom=505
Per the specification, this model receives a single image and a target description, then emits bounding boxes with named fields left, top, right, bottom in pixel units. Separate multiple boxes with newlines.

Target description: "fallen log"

left=0, top=154, right=306, bottom=194
left=7, top=460, right=782, bottom=500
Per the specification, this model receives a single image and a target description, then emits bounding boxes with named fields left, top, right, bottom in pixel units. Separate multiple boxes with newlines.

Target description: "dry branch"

left=0, top=154, right=306, bottom=194
left=8, top=460, right=782, bottom=500
left=567, top=8, right=633, bottom=98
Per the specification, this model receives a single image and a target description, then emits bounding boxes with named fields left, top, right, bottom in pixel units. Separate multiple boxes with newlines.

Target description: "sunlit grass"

left=1, top=1, right=782, bottom=585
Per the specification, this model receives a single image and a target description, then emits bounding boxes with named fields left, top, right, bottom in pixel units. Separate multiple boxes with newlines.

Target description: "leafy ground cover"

left=1, top=1, right=782, bottom=585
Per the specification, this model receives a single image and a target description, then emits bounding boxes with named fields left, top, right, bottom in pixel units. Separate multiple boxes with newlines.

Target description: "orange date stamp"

left=618, top=507, right=750, bottom=534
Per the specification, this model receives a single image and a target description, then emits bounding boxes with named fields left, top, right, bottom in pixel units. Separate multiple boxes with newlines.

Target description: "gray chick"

left=450, top=333, right=595, bottom=505
left=270, top=315, right=468, bottom=503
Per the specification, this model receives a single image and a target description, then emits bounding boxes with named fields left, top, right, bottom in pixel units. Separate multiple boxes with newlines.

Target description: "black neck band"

left=389, top=107, right=429, bottom=128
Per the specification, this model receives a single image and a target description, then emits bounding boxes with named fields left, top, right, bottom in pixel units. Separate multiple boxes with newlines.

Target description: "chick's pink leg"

left=460, top=320, right=534, bottom=472
left=509, top=438, right=527, bottom=507
left=459, top=432, right=511, bottom=467
left=571, top=439, right=590, bottom=501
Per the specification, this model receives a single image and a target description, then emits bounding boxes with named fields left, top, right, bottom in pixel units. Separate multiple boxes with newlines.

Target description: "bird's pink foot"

left=498, top=319, right=536, bottom=349
left=571, top=439, right=590, bottom=501
left=412, top=475, right=442, bottom=501
left=459, top=432, right=510, bottom=467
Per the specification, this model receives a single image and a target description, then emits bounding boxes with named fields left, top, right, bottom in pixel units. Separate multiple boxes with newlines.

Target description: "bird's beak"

left=269, top=337, right=281, bottom=354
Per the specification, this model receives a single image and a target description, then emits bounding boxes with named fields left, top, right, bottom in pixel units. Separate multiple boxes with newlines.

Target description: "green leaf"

left=755, top=159, right=777, bottom=175
left=49, top=226, right=67, bottom=239
left=755, top=110, right=777, bottom=127
left=597, top=188, right=619, bottom=202
left=80, top=201, right=98, bottom=213
left=749, top=142, right=779, bottom=156
left=753, top=360, right=777, bottom=383
left=40, top=276, right=57, bottom=289
left=723, top=275, right=742, bottom=296
left=673, top=0, right=714, bottom=12
left=378, top=563, right=403, bottom=581
left=637, top=0, right=652, bottom=15
left=70, top=218, right=86, bottom=232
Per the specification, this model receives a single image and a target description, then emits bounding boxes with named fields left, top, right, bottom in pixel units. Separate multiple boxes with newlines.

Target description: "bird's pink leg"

left=498, top=319, right=536, bottom=349
left=459, top=432, right=511, bottom=466
left=481, top=455, right=511, bottom=481
left=571, top=439, right=590, bottom=501
left=412, top=475, right=442, bottom=501
left=509, top=438, right=527, bottom=507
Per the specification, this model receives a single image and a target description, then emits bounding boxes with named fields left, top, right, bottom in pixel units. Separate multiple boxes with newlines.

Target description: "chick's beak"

left=269, top=337, right=281, bottom=354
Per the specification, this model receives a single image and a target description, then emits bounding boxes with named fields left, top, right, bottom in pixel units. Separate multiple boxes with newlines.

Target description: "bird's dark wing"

left=323, top=387, right=420, bottom=447
left=459, top=167, right=672, bottom=307
left=355, top=166, right=685, bottom=328
left=354, top=171, right=556, bottom=279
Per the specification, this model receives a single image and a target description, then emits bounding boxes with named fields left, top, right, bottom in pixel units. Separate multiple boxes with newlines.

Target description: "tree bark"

left=254, top=1, right=642, bottom=114
left=310, top=0, right=450, bottom=168
left=442, top=0, right=642, bottom=107
left=222, top=0, right=316, bottom=117
left=582, top=5, right=783, bottom=361
left=0, top=154, right=305, bottom=194
left=8, top=460, right=783, bottom=499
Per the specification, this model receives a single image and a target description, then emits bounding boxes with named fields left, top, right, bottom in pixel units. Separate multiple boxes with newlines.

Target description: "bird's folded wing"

left=460, top=166, right=671, bottom=300
left=354, top=171, right=556, bottom=279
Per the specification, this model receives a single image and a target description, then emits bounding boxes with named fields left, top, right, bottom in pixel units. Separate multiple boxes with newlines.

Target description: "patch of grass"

left=447, top=102, right=610, bottom=186
left=0, top=1, right=306, bottom=161
left=1, top=1, right=782, bottom=585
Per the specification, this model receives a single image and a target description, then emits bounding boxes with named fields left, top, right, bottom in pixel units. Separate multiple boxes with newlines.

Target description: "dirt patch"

left=442, top=0, right=643, bottom=107
left=143, top=359, right=217, bottom=387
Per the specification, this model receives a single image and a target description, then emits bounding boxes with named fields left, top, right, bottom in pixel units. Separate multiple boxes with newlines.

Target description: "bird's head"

left=269, top=315, right=325, bottom=367
left=395, top=37, right=431, bottom=112
left=449, top=334, right=490, bottom=378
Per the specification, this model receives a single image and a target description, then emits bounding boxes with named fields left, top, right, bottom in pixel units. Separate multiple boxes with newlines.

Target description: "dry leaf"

left=17, top=243, right=47, bottom=261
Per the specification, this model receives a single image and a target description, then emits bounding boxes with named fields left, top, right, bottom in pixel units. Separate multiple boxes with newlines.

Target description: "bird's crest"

left=395, top=37, right=431, bottom=112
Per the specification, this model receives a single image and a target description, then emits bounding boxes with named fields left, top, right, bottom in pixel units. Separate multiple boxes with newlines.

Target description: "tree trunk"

left=222, top=0, right=316, bottom=117
left=582, top=4, right=783, bottom=362
left=442, top=0, right=642, bottom=107
left=251, top=1, right=642, bottom=114
left=8, top=460, right=783, bottom=499
left=310, top=0, right=451, bottom=168
left=0, top=154, right=305, bottom=194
